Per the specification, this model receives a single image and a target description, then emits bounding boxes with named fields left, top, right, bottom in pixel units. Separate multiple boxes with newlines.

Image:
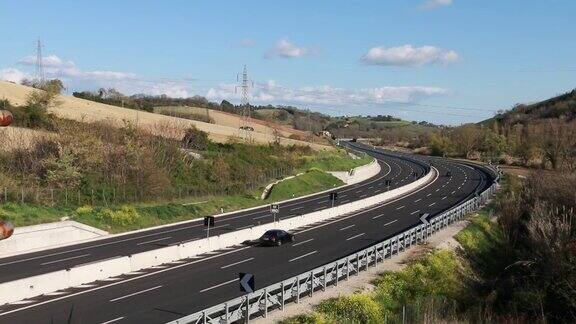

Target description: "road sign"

left=270, top=203, right=280, bottom=214
left=420, top=213, right=430, bottom=225
left=204, top=216, right=215, bottom=227
left=239, top=272, right=255, bottom=293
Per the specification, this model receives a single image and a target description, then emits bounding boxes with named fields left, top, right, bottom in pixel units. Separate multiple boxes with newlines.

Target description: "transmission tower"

left=34, top=39, right=46, bottom=85
left=235, top=65, right=253, bottom=140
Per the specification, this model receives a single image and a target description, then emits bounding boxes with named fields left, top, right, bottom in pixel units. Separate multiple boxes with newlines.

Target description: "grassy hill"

left=484, top=88, right=576, bottom=125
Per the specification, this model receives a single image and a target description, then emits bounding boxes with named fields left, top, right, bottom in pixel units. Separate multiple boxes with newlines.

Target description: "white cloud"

left=421, top=0, right=453, bottom=10
left=265, top=39, right=315, bottom=59
left=206, top=81, right=449, bottom=108
left=362, top=45, right=460, bottom=67
left=18, top=54, right=75, bottom=68
left=0, top=68, right=29, bottom=83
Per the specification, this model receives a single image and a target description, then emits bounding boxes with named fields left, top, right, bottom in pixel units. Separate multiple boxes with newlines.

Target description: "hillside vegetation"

left=283, top=172, right=576, bottom=323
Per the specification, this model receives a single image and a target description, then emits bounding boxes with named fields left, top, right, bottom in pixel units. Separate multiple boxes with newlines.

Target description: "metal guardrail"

left=169, top=167, right=499, bottom=324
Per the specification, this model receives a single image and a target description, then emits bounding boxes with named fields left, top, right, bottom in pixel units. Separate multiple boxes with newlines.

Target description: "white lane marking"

left=40, top=254, right=90, bottom=266
left=384, top=220, right=397, bottom=227
left=101, top=317, right=125, bottom=324
left=360, top=194, right=367, bottom=198
left=368, top=186, right=373, bottom=189
left=0, top=246, right=254, bottom=316
left=44, top=291, right=67, bottom=296
left=410, top=210, right=421, bottom=215
left=435, top=189, right=440, bottom=192
left=458, top=186, right=461, bottom=190
left=235, top=224, right=253, bottom=230
left=451, top=191, right=456, bottom=194
left=199, top=279, right=236, bottom=293
left=372, top=214, right=384, bottom=219
left=339, top=224, right=355, bottom=231
left=220, top=257, right=254, bottom=269
left=427, top=193, right=432, bottom=197
left=289, top=250, right=318, bottom=262
left=341, top=199, right=350, bottom=203
left=292, top=238, right=314, bottom=246
left=9, top=300, right=34, bottom=305
left=136, top=236, right=172, bottom=245
left=0, top=223, right=205, bottom=267
left=442, top=196, right=447, bottom=200
left=355, top=190, right=362, bottom=194
left=429, top=202, right=436, bottom=207
left=314, top=207, right=324, bottom=211
left=414, top=198, right=421, bottom=202
left=374, top=189, right=381, bottom=193
left=205, top=224, right=230, bottom=230
left=252, top=214, right=271, bottom=220
left=396, top=205, right=405, bottom=210
left=346, top=233, right=365, bottom=241
left=109, top=285, right=162, bottom=302
left=292, top=206, right=304, bottom=210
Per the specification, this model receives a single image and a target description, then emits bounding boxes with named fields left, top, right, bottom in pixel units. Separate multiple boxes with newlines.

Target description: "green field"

left=266, top=169, right=343, bottom=202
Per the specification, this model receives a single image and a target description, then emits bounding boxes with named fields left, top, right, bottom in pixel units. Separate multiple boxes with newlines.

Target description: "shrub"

left=75, top=205, right=93, bottom=216
left=96, top=206, right=140, bottom=225
left=316, top=293, right=382, bottom=323
left=182, top=126, right=209, bottom=151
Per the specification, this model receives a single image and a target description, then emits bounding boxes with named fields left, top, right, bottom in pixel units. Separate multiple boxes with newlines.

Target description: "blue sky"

left=1, top=0, right=574, bottom=124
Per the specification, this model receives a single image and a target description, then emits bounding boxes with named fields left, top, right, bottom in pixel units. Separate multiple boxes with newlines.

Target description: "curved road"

left=0, top=144, right=495, bottom=324
left=0, top=146, right=426, bottom=282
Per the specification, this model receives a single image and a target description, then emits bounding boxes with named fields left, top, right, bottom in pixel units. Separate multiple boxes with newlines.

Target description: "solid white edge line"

left=292, top=238, right=314, bottom=246
left=101, top=316, right=125, bottom=324
left=40, top=254, right=91, bottom=266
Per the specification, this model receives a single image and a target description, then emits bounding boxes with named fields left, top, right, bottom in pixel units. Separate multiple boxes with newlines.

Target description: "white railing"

left=168, top=165, right=499, bottom=324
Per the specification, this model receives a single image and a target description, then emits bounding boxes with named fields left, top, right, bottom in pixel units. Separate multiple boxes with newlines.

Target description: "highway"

left=0, top=145, right=427, bottom=283
left=0, top=144, right=494, bottom=324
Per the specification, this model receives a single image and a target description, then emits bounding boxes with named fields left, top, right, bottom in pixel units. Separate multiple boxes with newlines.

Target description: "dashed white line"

left=289, top=250, right=318, bottom=262
left=372, top=214, right=384, bottom=219
left=451, top=191, right=456, bottom=194
left=292, top=238, right=314, bottom=246
left=136, top=236, right=172, bottom=245
left=339, top=224, right=355, bottom=231
left=396, top=205, right=405, bottom=210
left=414, top=198, right=421, bottom=202
left=292, top=206, right=304, bottom=210
left=442, top=196, right=447, bottom=200
left=346, top=233, right=365, bottom=241
left=110, top=285, right=162, bottom=302
left=429, top=202, right=436, bottom=207
left=384, top=219, right=398, bottom=227
left=410, top=210, right=421, bottom=215
left=199, top=279, right=236, bottom=293
left=40, top=254, right=90, bottom=266
left=101, top=317, right=125, bottom=324
left=427, top=193, right=432, bottom=197
left=220, top=257, right=254, bottom=269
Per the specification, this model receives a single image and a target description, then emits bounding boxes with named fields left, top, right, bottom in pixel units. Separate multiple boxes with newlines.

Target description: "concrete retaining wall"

left=0, top=221, right=108, bottom=258
left=0, top=167, right=434, bottom=305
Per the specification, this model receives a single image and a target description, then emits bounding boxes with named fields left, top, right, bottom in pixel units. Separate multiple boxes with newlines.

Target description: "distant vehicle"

left=258, top=229, right=295, bottom=246
left=239, top=126, right=254, bottom=131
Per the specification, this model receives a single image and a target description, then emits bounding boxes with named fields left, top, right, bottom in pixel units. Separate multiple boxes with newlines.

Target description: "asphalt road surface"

left=0, top=144, right=427, bottom=282
left=0, top=144, right=495, bottom=324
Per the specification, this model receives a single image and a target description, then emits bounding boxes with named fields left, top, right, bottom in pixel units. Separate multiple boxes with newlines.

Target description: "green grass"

left=0, top=147, right=365, bottom=233
left=266, top=169, right=343, bottom=202
left=299, top=150, right=372, bottom=172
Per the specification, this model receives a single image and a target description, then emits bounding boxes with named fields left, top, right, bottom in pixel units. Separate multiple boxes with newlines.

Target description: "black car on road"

left=259, top=229, right=295, bottom=246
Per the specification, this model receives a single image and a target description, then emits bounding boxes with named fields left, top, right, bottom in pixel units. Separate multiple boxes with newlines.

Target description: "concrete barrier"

left=69, top=256, right=131, bottom=287
left=0, top=166, right=434, bottom=305
left=0, top=221, right=108, bottom=258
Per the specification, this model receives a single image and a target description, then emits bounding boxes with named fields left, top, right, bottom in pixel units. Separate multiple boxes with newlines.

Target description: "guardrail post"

left=224, top=303, right=229, bottom=324
left=356, top=253, right=360, bottom=276
left=281, top=283, right=285, bottom=310
left=264, top=289, right=268, bottom=318
left=323, top=267, right=327, bottom=291
left=346, top=257, right=350, bottom=280
left=373, top=245, right=378, bottom=267
left=296, top=279, right=300, bottom=303
left=310, top=271, right=314, bottom=297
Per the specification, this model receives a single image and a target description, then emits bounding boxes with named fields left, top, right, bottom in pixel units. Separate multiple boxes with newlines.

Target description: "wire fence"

left=0, top=167, right=294, bottom=207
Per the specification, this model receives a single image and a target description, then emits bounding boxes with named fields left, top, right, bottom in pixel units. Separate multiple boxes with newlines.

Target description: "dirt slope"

left=0, top=81, right=330, bottom=150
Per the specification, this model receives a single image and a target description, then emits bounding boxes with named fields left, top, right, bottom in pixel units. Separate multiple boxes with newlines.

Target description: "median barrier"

left=69, top=256, right=131, bottom=287
left=129, top=246, right=181, bottom=272
left=1, top=163, right=433, bottom=305
left=0, top=270, right=70, bottom=305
